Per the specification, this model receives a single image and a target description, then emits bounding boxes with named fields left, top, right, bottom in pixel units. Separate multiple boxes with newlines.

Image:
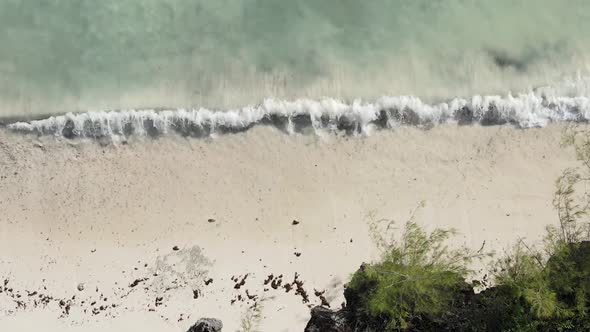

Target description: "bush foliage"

left=342, top=125, right=590, bottom=331
left=347, top=205, right=488, bottom=331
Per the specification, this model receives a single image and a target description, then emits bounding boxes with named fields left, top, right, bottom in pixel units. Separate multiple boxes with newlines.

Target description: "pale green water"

left=1, top=0, right=590, bottom=117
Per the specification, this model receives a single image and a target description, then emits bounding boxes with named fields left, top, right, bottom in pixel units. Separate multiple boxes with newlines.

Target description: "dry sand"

left=0, top=124, right=579, bottom=331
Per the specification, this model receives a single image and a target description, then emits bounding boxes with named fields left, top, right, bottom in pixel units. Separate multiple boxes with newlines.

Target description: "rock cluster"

left=187, top=318, right=223, bottom=332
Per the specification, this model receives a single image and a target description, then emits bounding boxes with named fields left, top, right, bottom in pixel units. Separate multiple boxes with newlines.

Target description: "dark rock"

left=292, top=219, right=300, bottom=225
left=263, top=274, right=273, bottom=285
left=245, top=289, right=257, bottom=301
left=129, top=278, right=148, bottom=288
left=173, top=246, right=180, bottom=251
left=304, top=306, right=350, bottom=332
left=233, top=274, right=248, bottom=289
left=187, top=318, right=223, bottom=332
left=293, top=273, right=310, bottom=303
left=284, top=283, right=292, bottom=293
left=271, top=276, right=282, bottom=289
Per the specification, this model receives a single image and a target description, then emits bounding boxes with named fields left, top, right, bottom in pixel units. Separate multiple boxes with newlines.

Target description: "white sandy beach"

left=0, top=124, right=579, bottom=331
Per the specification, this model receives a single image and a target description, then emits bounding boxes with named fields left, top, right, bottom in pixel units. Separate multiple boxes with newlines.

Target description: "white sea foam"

left=7, top=92, right=590, bottom=141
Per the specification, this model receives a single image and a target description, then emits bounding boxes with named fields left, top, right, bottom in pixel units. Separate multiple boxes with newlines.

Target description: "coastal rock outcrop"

left=187, top=318, right=223, bottom=332
left=304, top=306, right=351, bottom=332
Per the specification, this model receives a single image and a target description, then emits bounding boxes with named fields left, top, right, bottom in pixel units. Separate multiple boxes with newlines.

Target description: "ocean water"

left=2, top=0, right=590, bottom=132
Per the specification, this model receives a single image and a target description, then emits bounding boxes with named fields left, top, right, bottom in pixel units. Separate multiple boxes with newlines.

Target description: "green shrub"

left=336, top=125, right=590, bottom=331
left=345, top=213, right=486, bottom=331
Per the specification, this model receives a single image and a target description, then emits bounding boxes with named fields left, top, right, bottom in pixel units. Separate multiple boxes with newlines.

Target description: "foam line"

left=8, top=93, right=590, bottom=140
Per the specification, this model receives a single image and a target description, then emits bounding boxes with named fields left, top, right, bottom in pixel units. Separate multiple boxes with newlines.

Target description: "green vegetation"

left=239, top=297, right=266, bottom=332
left=342, top=125, right=590, bottom=331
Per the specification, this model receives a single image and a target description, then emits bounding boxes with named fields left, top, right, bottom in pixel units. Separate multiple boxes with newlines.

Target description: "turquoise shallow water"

left=1, top=0, right=590, bottom=117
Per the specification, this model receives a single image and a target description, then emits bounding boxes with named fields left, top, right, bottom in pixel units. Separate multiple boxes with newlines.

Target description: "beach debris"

left=284, top=283, right=293, bottom=293
left=294, top=252, right=302, bottom=257
left=293, top=273, right=310, bottom=303
left=77, top=283, right=85, bottom=291
left=58, top=299, right=71, bottom=316
left=263, top=274, right=274, bottom=285
left=207, top=218, right=216, bottom=223
left=314, top=289, right=330, bottom=307
left=233, top=274, right=248, bottom=289
left=172, top=245, right=180, bottom=251
left=271, top=275, right=283, bottom=289
left=129, top=278, right=148, bottom=288
left=193, top=289, right=200, bottom=299
left=245, top=289, right=257, bottom=301
left=292, top=219, right=300, bottom=225
left=204, top=278, right=213, bottom=286
left=187, top=318, right=223, bottom=332
left=155, top=296, right=163, bottom=307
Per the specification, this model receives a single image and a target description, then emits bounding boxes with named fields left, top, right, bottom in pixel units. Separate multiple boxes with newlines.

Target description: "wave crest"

left=7, top=93, right=590, bottom=141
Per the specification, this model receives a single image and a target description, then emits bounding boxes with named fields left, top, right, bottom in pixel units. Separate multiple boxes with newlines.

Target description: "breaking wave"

left=7, top=92, right=590, bottom=141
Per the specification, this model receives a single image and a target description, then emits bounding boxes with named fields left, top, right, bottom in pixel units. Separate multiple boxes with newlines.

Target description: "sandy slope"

left=0, top=124, right=578, bottom=331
